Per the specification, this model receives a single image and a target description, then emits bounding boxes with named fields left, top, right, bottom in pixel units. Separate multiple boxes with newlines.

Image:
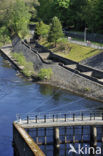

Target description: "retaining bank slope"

left=0, top=40, right=103, bottom=102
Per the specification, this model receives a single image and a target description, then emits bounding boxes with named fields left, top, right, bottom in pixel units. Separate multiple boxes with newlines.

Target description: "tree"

left=5, top=0, right=31, bottom=38
left=35, top=21, right=50, bottom=39
left=48, top=17, right=64, bottom=46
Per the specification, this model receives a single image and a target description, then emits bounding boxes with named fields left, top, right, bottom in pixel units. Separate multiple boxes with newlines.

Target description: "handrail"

left=16, top=110, right=103, bottom=125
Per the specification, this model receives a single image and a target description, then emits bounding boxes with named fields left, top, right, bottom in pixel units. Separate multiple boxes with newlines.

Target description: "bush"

left=11, top=52, right=34, bottom=76
left=38, top=68, right=53, bottom=80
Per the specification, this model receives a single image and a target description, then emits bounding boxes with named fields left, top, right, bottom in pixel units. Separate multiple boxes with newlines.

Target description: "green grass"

left=57, top=43, right=102, bottom=62
left=38, top=68, right=53, bottom=80
left=39, top=38, right=102, bottom=62
left=11, top=52, right=34, bottom=76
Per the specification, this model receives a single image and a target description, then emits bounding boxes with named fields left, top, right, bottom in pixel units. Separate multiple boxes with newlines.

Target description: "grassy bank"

left=11, top=52, right=35, bottom=77
left=39, top=38, right=102, bottom=62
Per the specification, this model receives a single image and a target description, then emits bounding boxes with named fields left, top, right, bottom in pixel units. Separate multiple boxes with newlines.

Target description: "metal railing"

left=16, top=110, right=103, bottom=125
left=69, top=39, right=103, bottom=49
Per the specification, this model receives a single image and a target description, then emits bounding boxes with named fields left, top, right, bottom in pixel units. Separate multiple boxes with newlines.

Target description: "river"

left=0, top=55, right=103, bottom=156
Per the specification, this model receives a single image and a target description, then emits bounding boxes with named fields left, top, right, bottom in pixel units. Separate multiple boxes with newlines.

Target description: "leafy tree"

left=5, top=0, right=31, bottom=38
left=35, top=21, right=50, bottom=39
left=48, top=16, right=64, bottom=46
left=37, top=0, right=56, bottom=23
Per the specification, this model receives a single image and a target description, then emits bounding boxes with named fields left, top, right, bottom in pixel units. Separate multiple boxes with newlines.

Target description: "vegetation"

left=11, top=52, right=34, bottom=76
left=35, top=21, right=50, bottom=39
left=38, top=68, right=53, bottom=80
left=48, top=17, right=64, bottom=46
left=0, top=26, right=11, bottom=45
left=5, top=0, right=31, bottom=38
left=39, top=37, right=102, bottom=62
left=37, top=0, right=103, bottom=34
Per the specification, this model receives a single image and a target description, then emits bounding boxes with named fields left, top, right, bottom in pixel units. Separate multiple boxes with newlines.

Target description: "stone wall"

left=12, top=36, right=43, bottom=71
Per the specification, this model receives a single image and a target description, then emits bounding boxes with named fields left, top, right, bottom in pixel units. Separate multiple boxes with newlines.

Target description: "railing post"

left=44, top=115, right=46, bottom=123
left=64, top=114, right=66, bottom=122
left=56, top=114, right=58, bottom=122
left=81, top=113, right=83, bottom=121
left=53, top=115, right=55, bottom=122
left=73, top=113, right=75, bottom=121
left=19, top=115, right=21, bottom=123
left=90, top=113, right=92, bottom=120
left=35, top=115, right=37, bottom=123
left=102, top=113, right=103, bottom=120
left=94, top=113, right=95, bottom=120
left=27, top=115, right=29, bottom=124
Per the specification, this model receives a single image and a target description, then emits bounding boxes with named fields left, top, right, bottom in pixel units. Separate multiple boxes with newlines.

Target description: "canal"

left=0, top=55, right=103, bottom=156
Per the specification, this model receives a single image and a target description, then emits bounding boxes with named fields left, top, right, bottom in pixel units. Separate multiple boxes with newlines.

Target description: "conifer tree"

left=48, top=16, right=64, bottom=46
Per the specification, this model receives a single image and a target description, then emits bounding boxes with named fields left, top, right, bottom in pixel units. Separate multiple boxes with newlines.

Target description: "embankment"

left=0, top=37, right=103, bottom=102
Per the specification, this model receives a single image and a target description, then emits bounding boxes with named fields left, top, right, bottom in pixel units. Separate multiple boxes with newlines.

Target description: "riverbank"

left=0, top=42, right=103, bottom=103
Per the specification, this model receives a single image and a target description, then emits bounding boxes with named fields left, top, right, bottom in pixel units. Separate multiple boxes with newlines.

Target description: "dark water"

left=0, top=56, right=103, bottom=156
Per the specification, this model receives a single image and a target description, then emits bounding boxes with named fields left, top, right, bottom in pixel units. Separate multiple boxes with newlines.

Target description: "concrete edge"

left=13, top=122, right=45, bottom=156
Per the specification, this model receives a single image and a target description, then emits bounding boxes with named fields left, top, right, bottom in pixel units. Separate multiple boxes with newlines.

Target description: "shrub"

left=11, top=52, right=34, bottom=76
left=38, top=68, right=53, bottom=80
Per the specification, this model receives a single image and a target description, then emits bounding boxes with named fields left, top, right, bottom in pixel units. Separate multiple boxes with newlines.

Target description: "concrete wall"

left=49, top=52, right=103, bottom=79
left=13, top=123, right=45, bottom=156
left=49, top=52, right=78, bottom=65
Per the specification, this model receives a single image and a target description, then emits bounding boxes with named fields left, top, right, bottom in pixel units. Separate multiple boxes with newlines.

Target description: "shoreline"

left=0, top=45, right=103, bottom=103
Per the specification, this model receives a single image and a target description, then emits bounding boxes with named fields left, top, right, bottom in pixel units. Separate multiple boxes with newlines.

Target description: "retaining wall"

left=12, top=36, right=43, bottom=71
left=49, top=52, right=103, bottom=79
left=49, top=52, right=78, bottom=65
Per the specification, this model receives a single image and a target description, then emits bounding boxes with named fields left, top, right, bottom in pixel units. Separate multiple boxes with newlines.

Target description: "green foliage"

left=11, top=52, right=34, bottom=76
left=0, top=26, right=10, bottom=44
left=37, top=0, right=55, bottom=23
left=5, top=0, right=31, bottom=38
left=48, top=17, right=64, bottom=46
left=35, top=21, right=50, bottom=38
left=55, top=0, right=70, bottom=8
left=38, top=68, right=53, bottom=80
